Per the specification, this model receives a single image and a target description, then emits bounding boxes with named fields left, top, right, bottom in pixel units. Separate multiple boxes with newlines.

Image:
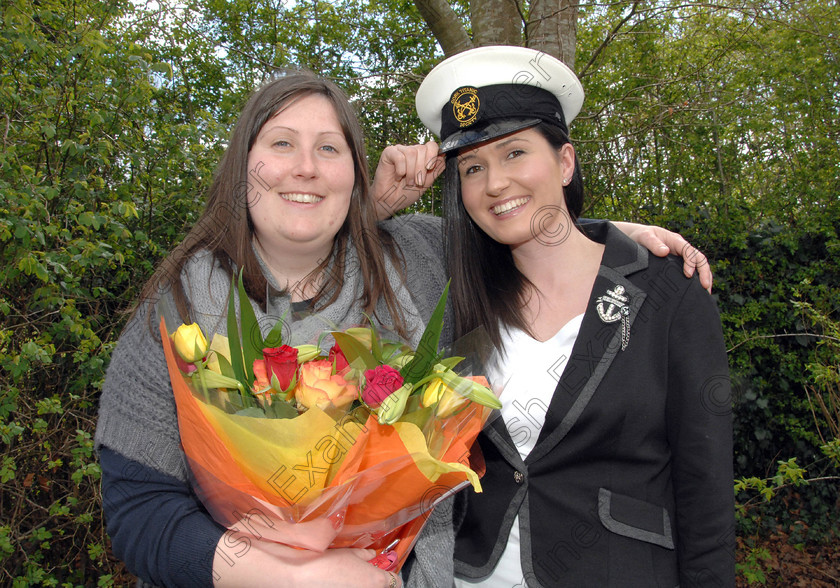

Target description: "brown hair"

left=137, top=70, right=408, bottom=337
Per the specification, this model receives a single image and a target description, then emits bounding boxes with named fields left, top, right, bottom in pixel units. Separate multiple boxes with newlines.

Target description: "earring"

left=562, top=177, right=570, bottom=185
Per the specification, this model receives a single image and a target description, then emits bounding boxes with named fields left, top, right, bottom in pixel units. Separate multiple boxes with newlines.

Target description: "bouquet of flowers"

left=159, top=276, right=500, bottom=572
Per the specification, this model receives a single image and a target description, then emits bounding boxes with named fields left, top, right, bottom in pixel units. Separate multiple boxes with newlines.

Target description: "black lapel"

left=482, top=411, right=527, bottom=469
left=527, top=222, right=649, bottom=464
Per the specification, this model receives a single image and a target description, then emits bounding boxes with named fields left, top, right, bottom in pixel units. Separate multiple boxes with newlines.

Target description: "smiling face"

left=456, top=127, right=576, bottom=251
left=246, top=93, right=356, bottom=258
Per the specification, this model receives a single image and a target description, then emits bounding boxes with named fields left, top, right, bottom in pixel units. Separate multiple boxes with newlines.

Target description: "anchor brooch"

left=595, top=285, right=631, bottom=350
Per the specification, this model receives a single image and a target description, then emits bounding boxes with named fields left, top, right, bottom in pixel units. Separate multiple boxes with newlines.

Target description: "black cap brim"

left=439, top=118, right=541, bottom=153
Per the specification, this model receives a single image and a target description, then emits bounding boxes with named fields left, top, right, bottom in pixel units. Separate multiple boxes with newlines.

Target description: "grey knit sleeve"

left=94, top=303, right=189, bottom=482
left=380, top=213, right=449, bottom=328
left=381, top=213, right=445, bottom=265
left=405, top=496, right=457, bottom=588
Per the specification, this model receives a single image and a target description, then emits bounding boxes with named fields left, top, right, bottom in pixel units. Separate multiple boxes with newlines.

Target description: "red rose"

left=363, top=365, right=404, bottom=408
left=263, top=345, right=299, bottom=391
left=329, top=344, right=350, bottom=373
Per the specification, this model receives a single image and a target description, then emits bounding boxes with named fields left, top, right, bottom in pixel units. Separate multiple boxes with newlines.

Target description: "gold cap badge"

left=450, top=87, right=480, bottom=128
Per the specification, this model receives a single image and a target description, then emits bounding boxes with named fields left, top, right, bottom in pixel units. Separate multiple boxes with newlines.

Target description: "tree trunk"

left=470, top=0, right=522, bottom=47
left=412, top=0, right=473, bottom=57
left=413, top=0, right=578, bottom=65
left=527, top=0, right=577, bottom=69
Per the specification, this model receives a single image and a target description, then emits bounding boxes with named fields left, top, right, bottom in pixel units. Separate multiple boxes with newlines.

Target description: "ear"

left=558, top=142, right=576, bottom=172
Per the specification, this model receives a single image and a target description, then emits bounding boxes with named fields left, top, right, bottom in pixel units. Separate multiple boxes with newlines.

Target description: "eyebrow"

left=458, top=135, right=530, bottom=165
left=457, top=152, right=476, bottom=166
left=259, top=125, right=345, bottom=139
left=493, top=136, right=528, bottom=150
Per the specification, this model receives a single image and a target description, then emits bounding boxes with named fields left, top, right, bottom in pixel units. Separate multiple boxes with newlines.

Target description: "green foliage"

left=575, top=0, right=840, bottom=543
left=736, top=544, right=772, bottom=585
left=0, top=0, right=223, bottom=583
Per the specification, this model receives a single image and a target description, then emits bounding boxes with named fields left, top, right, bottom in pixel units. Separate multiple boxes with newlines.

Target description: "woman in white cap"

left=414, top=46, right=734, bottom=587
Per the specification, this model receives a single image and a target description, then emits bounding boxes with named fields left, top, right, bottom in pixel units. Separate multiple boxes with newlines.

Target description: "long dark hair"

left=443, top=121, right=585, bottom=348
left=136, top=70, right=409, bottom=338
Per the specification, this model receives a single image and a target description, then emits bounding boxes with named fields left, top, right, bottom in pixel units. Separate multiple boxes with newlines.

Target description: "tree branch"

left=579, top=0, right=640, bottom=78
left=412, top=0, right=473, bottom=57
left=727, top=333, right=840, bottom=353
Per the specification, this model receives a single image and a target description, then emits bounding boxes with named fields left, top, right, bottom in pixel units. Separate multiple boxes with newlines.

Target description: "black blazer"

left=454, top=222, right=735, bottom=587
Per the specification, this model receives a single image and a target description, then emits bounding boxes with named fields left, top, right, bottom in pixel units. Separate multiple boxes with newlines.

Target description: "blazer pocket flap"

left=598, top=488, right=674, bottom=550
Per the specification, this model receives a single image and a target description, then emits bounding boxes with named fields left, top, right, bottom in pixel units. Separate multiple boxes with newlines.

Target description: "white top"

left=455, top=314, right=584, bottom=587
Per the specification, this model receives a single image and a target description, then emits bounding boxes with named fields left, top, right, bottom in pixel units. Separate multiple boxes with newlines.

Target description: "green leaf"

left=401, top=281, right=449, bottom=384
left=224, top=396, right=245, bottom=413
left=236, top=407, right=267, bottom=418
left=381, top=341, right=406, bottom=361
left=0, top=456, right=15, bottom=483
left=399, top=404, right=433, bottom=429
left=226, top=277, right=248, bottom=389
left=238, top=270, right=263, bottom=383
left=364, top=313, right=383, bottom=362
left=17, top=255, right=49, bottom=283
left=151, top=61, right=173, bottom=76
left=332, top=331, right=377, bottom=371
left=78, top=211, right=95, bottom=227
left=214, top=352, right=235, bottom=379
left=264, top=318, right=286, bottom=348
left=264, top=399, right=298, bottom=419
left=437, top=356, right=464, bottom=371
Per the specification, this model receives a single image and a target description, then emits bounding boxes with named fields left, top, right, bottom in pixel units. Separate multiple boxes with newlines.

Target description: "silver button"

left=513, top=471, right=524, bottom=484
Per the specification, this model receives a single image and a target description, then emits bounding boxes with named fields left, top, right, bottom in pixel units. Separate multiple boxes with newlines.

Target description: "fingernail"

left=416, top=171, right=424, bottom=185
left=329, top=511, right=345, bottom=530
left=368, top=551, right=397, bottom=570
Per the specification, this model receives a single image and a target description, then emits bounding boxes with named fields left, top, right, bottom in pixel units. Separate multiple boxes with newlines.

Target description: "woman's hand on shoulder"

left=372, top=142, right=444, bottom=220
left=612, top=221, right=713, bottom=292
left=212, top=534, right=401, bottom=588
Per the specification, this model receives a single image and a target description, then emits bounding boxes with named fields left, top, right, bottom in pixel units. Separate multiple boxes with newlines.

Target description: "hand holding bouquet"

left=160, top=278, right=500, bottom=572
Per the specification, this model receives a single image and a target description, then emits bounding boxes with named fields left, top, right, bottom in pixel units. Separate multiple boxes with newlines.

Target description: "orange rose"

left=295, top=359, right=357, bottom=411
left=251, top=359, right=272, bottom=406
left=252, top=359, right=270, bottom=390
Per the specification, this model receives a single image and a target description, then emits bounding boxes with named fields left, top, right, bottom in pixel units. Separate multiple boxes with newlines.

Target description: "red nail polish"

left=368, top=551, right=398, bottom=571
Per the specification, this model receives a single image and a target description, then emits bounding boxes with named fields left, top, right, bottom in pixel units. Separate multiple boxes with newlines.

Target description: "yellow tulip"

left=422, top=378, right=469, bottom=418
left=422, top=378, right=447, bottom=406
left=434, top=370, right=501, bottom=410
left=173, top=323, right=208, bottom=363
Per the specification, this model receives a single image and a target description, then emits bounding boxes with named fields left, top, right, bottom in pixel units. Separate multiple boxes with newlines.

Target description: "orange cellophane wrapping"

left=160, top=318, right=491, bottom=571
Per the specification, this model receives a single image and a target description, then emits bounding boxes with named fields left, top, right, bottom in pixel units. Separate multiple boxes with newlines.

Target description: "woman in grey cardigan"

left=95, top=68, right=710, bottom=588
left=96, top=69, right=447, bottom=588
